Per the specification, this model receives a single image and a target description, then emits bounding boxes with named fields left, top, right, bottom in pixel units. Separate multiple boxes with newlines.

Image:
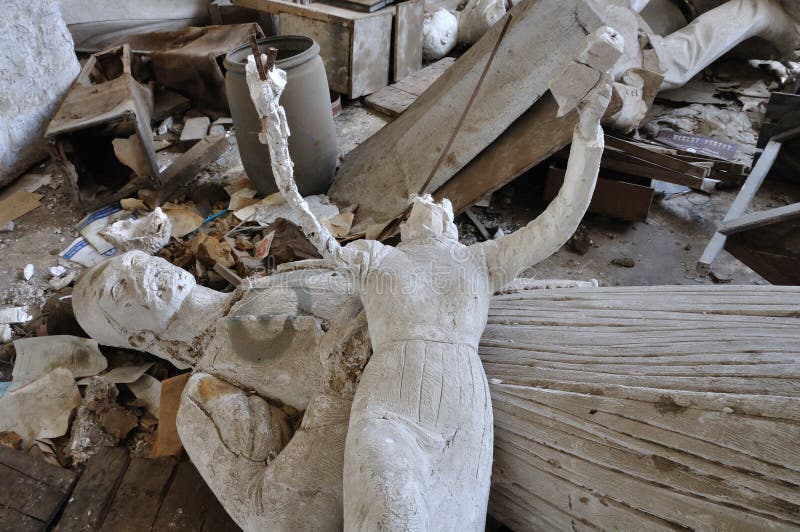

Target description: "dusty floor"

left=1, top=71, right=797, bottom=313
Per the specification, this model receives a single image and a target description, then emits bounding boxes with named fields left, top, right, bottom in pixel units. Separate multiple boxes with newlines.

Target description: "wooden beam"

left=329, top=0, right=606, bottom=230
left=698, top=140, right=782, bottom=274
left=718, top=202, right=800, bottom=236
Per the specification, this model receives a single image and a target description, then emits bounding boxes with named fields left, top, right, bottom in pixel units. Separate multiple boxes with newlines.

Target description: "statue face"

left=74, top=251, right=195, bottom=347
left=400, top=195, right=458, bottom=242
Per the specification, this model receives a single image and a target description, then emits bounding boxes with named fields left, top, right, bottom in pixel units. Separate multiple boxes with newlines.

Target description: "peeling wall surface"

left=0, top=0, right=79, bottom=188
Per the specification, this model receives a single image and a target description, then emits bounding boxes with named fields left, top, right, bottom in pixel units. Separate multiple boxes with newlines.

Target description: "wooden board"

left=280, top=13, right=353, bottom=96
left=433, top=69, right=661, bottom=215
left=365, top=57, right=455, bottom=117
left=725, top=215, right=800, bottom=285
left=392, top=0, right=424, bottom=82
left=329, top=0, right=606, bottom=230
left=152, top=462, right=240, bottom=532
left=350, top=11, right=394, bottom=97
left=54, top=447, right=130, bottom=532
left=321, top=0, right=387, bottom=13
left=235, top=0, right=394, bottom=98
left=545, top=164, right=653, bottom=222
left=482, top=285, right=800, bottom=531
left=100, top=457, right=177, bottom=532
left=0, top=447, right=77, bottom=530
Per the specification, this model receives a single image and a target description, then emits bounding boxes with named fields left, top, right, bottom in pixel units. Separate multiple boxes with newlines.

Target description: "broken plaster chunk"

left=12, top=335, right=108, bottom=384
left=49, top=265, right=67, bottom=278
left=22, top=264, right=35, bottom=281
left=0, top=325, right=11, bottom=344
left=100, top=207, right=171, bottom=255
left=180, top=116, right=211, bottom=144
left=126, top=374, right=162, bottom=419
left=0, top=306, right=32, bottom=324
left=68, top=376, right=124, bottom=464
left=549, top=26, right=624, bottom=117
left=422, top=9, right=458, bottom=61
left=0, top=368, right=82, bottom=447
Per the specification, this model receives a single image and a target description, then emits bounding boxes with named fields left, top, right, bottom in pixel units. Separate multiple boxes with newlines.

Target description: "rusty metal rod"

left=249, top=34, right=267, bottom=81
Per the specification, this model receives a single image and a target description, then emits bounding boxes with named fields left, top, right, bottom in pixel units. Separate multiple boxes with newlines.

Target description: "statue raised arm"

left=479, top=28, right=623, bottom=291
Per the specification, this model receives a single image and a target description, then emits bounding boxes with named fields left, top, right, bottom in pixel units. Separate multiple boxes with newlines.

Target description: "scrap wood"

left=330, top=0, right=608, bottom=231
left=152, top=373, right=191, bottom=458
left=139, top=133, right=228, bottom=209
left=718, top=202, right=800, bottom=236
left=464, top=208, right=491, bottom=241
left=0, top=191, right=42, bottom=225
left=605, top=135, right=709, bottom=179
left=365, top=57, right=456, bottom=117
left=698, top=139, right=782, bottom=274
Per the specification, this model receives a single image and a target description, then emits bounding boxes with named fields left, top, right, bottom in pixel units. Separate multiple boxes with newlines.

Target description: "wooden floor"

left=0, top=446, right=240, bottom=532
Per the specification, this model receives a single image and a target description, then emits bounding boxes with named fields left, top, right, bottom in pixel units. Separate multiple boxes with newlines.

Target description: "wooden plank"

left=280, top=13, right=352, bottom=96
left=235, top=0, right=388, bottom=23
left=718, top=202, right=800, bottom=236
left=364, top=85, right=418, bottom=117
left=482, top=285, right=800, bottom=530
left=365, top=57, right=455, bottom=117
left=0, top=447, right=76, bottom=529
left=434, top=93, right=573, bottom=213
left=698, top=139, right=783, bottom=274
left=393, top=0, right=424, bottom=82
left=53, top=447, right=130, bottom=532
left=605, top=135, right=709, bottom=179
left=350, top=11, right=394, bottom=97
left=321, top=0, right=386, bottom=13
left=0, top=506, right=44, bottom=532
left=0, top=447, right=75, bottom=493
left=329, top=0, right=606, bottom=230
left=139, top=134, right=228, bottom=208
left=435, top=69, right=659, bottom=214
left=153, top=462, right=240, bottom=532
left=0, top=463, right=72, bottom=524
left=545, top=164, right=653, bottom=222
left=100, top=457, right=177, bottom=532
left=725, top=216, right=800, bottom=285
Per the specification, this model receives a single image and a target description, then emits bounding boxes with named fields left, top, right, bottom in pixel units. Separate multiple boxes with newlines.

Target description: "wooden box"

left=235, top=0, right=394, bottom=98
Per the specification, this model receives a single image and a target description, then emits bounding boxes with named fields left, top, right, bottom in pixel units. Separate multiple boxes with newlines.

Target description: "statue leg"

left=178, top=373, right=351, bottom=531
left=655, top=0, right=800, bottom=89
left=343, top=341, right=493, bottom=531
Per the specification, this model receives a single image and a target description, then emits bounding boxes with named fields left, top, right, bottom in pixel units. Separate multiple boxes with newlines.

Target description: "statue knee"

left=181, top=373, right=291, bottom=461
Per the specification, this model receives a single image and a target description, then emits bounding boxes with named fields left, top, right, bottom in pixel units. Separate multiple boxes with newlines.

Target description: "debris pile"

left=1, top=0, right=800, bottom=529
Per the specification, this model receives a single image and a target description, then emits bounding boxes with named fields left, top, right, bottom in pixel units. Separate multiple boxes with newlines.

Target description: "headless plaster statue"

left=245, top=26, right=623, bottom=530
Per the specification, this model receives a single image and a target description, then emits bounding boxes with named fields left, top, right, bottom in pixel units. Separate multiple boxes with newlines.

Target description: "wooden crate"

left=545, top=163, right=654, bottom=222
left=234, top=0, right=394, bottom=98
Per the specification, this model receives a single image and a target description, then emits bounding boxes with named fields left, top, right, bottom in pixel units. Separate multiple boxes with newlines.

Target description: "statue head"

left=400, top=195, right=458, bottom=243
left=73, top=250, right=196, bottom=352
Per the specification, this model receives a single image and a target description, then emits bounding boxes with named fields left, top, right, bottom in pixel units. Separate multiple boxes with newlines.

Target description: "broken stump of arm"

left=244, top=55, right=364, bottom=270
left=479, top=27, right=623, bottom=291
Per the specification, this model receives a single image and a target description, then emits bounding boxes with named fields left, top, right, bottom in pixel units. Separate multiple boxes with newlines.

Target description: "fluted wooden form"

left=482, top=285, right=800, bottom=531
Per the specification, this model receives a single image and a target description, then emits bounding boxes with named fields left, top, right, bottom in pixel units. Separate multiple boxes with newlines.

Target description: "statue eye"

left=111, top=280, right=126, bottom=300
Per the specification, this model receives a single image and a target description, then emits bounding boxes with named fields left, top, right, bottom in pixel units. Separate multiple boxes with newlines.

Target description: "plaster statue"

left=74, top=252, right=373, bottom=530
left=245, top=26, right=623, bottom=529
